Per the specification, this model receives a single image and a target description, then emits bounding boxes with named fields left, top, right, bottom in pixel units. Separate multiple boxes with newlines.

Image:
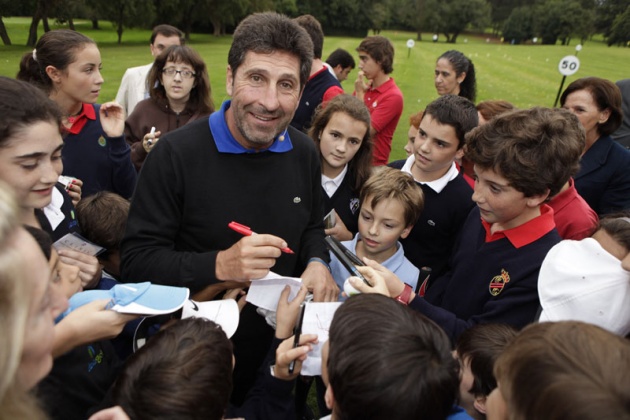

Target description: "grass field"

left=1, top=17, right=629, bottom=161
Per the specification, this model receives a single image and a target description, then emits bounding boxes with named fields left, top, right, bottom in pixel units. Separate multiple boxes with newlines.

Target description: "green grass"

left=1, top=18, right=629, bottom=161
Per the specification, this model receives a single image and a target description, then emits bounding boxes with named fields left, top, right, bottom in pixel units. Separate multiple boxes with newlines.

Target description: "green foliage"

left=534, top=0, right=593, bottom=45
left=607, top=4, right=630, bottom=46
left=422, top=0, right=491, bottom=43
left=93, top=0, right=155, bottom=43
left=595, top=0, right=628, bottom=38
left=503, top=6, right=535, bottom=44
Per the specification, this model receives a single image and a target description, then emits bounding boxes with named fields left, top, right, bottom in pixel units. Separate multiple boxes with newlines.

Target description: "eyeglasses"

left=162, top=68, right=196, bottom=79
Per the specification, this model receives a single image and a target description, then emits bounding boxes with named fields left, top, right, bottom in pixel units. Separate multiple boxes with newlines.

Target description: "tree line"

left=0, top=0, right=627, bottom=46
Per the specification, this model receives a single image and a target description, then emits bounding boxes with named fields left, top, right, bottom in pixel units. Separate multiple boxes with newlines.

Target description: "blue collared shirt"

left=209, top=100, right=293, bottom=154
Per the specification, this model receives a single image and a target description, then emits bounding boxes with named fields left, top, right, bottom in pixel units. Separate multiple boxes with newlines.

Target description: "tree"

left=0, top=0, right=21, bottom=45
left=422, top=0, right=490, bottom=43
left=607, top=4, right=630, bottom=46
left=534, top=0, right=592, bottom=45
left=502, top=6, right=535, bottom=44
left=93, top=0, right=155, bottom=43
left=595, top=0, right=628, bottom=39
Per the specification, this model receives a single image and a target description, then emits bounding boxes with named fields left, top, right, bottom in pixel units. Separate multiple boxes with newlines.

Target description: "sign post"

left=553, top=45, right=582, bottom=107
left=406, top=39, right=415, bottom=58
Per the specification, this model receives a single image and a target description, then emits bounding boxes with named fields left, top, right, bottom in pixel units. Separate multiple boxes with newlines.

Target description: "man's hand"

left=215, top=234, right=286, bottom=281
left=301, top=261, right=339, bottom=302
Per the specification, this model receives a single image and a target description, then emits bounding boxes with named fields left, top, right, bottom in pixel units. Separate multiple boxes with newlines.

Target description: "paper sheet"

left=300, top=301, right=343, bottom=376
left=245, top=271, right=303, bottom=311
left=53, top=232, right=105, bottom=256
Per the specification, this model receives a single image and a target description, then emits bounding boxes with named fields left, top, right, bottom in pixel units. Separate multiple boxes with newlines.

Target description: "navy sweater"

left=323, top=171, right=360, bottom=236
left=291, top=68, right=342, bottom=132
left=410, top=207, right=561, bottom=343
left=62, top=104, right=136, bottom=199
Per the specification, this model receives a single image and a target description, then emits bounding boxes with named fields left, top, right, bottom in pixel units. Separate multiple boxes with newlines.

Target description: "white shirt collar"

left=322, top=164, right=348, bottom=197
left=401, top=156, right=459, bottom=193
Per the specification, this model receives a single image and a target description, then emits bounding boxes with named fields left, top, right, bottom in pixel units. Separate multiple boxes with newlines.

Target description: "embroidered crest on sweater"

left=489, top=269, right=510, bottom=296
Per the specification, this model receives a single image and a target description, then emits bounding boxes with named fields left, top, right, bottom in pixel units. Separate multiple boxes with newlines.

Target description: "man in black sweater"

left=120, top=12, right=338, bottom=405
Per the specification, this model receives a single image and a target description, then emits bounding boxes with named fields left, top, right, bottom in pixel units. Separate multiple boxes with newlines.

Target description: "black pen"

left=288, top=303, right=307, bottom=374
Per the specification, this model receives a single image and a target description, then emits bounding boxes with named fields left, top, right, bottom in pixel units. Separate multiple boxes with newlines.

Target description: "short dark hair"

left=148, top=45, right=214, bottom=115
left=75, top=192, right=130, bottom=252
left=560, top=77, right=623, bottom=136
left=494, top=321, right=630, bottom=420
left=438, top=50, right=477, bottom=102
left=17, top=29, right=95, bottom=94
left=0, top=77, right=62, bottom=148
left=455, top=323, right=517, bottom=398
left=113, top=318, right=234, bottom=420
left=293, top=15, right=324, bottom=59
left=309, top=94, right=372, bottom=191
left=328, top=294, right=459, bottom=420
left=597, top=210, right=630, bottom=250
left=23, top=226, right=53, bottom=261
left=466, top=107, right=584, bottom=198
left=356, top=36, right=395, bottom=75
left=423, top=95, right=479, bottom=149
left=150, top=24, right=185, bottom=45
left=228, top=12, right=313, bottom=90
left=326, top=48, right=355, bottom=70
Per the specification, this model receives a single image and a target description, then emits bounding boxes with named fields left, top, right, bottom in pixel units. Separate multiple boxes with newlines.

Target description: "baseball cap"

left=538, top=238, right=630, bottom=336
left=57, top=282, right=190, bottom=322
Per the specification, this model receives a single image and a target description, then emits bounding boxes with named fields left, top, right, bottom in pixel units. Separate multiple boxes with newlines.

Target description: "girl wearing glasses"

left=17, top=29, right=137, bottom=200
left=124, top=45, right=214, bottom=171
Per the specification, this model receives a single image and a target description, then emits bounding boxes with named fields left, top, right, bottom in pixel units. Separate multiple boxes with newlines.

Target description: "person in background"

left=354, top=35, right=403, bottom=166
left=487, top=321, right=630, bottom=420
left=124, top=45, right=214, bottom=171
left=115, top=24, right=184, bottom=116
left=434, top=50, right=476, bottom=103
left=561, top=76, right=630, bottom=215
left=612, top=79, right=630, bottom=148
left=17, top=29, right=136, bottom=199
left=290, top=14, right=343, bottom=133
left=324, top=48, right=356, bottom=82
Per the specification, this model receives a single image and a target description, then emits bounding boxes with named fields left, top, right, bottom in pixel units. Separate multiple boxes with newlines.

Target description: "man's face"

left=334, top=65, right=353, bottom=82
left=225, top=51, right=301, bottom=150
left=357, top=51, right=381, bottom=80
left=150, top=34, right=182, bottom=58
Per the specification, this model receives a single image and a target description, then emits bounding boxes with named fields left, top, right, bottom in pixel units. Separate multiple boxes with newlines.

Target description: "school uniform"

left=291, top=66, right=343, bottom=132
left=548, top=178, right=598, bottom=240
left=397, top=157, right=475, bottom=282
left=322, top=166, right=360, bottom=236
left=410, top=205, right=561, bottom=344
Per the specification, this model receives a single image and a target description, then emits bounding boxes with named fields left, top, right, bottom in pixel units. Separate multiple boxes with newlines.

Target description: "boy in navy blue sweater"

left=352, top=107, right=584, bottom=343
left=390, top=95, right=477, bottom=281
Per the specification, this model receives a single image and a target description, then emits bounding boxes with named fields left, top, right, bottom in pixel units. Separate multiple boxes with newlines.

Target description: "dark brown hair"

left=328, top=294, right=459, bottom=420
left=293, top=14, right=323, bottom=59
left=309, top=94, right=373, bottom=191
left=494, top=321, right=630, bottom=420
left=476, top=100, right=516, bottom=123
left=455, top=323, right=517, bottom=398
left=560, top=77, right=623, bottom=136
left=228, top=12, right=313, bottom=90
left=113, top=318, right=234, bottom=420
left=597, top=210, right=630, bottom=250
left=75, top=191, right=129, bottom=252
left=423, top=95, right=478, bottom=149
left=17, top=29, right=95, bottom=94
left=150, top=24, right=184, bottom=45
left=0, top=77, right=62, bottom=148
left=148, top=45, right=214, bottom=115
left=438, top=50, right=477, bottom=102
left=356, top=36, right=395, bottom=75
left=466, top=107, right=584, bottom=198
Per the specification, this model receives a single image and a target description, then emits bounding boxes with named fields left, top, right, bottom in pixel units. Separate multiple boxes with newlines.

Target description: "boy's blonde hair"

left=360, top=167, right=424, bottom=227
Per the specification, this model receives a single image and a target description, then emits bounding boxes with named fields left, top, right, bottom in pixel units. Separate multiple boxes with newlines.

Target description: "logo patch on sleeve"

left=489, top=269, right=510, bottom=296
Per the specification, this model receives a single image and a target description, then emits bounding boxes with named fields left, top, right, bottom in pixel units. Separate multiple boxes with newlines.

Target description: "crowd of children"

left=0, top=10, right=629, bottom=420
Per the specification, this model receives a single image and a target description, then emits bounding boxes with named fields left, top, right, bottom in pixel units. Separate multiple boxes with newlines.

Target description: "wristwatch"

left=394, top=283, right=413, bottom=306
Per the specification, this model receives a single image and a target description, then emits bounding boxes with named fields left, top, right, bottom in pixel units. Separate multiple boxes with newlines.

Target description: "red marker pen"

left=228, top=221, right=295, bottom=254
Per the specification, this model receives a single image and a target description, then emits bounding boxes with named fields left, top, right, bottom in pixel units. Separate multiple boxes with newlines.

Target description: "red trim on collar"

left=308, top=66, right=328, bottom=81
left=482, top=204, right=556, bottom=248
left=65, top=103, right=96, bottom=135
